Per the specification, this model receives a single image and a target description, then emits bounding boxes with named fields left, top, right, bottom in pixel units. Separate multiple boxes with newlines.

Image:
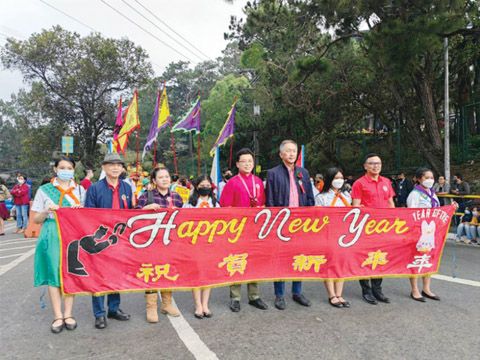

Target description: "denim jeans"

left=456, top=223, right=473, bottom=240
left=274, top=281, right=302, bottom=297
left=15, top=205, right=29, bottom=229
left=92, top=293, right=120, bottom=318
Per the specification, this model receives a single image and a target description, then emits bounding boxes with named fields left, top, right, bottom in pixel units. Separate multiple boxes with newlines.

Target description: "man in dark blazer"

left=266, top=140, right=315, bottom=310
left=85, top=152, right=133, bottom=329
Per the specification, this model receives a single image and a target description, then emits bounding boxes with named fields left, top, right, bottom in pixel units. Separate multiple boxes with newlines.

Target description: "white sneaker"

left=463, top=239, right=471, bottom=244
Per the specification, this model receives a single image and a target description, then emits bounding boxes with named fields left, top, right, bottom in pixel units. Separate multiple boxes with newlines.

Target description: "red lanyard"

left=238, top=174, right=256, bottom=199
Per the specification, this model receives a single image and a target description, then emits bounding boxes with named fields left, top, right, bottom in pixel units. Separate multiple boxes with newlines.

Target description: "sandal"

left=64, top=316, right=77, bottom=330
left=337, top=297, right=350, bottom=308
left=51, top=318, right=64, bottom=334
left=328, top=296, right=343, bottom=308
left=194, top=312, right=204, bottom=319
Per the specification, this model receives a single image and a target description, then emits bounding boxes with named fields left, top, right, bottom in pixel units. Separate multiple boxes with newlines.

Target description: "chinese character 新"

left=218, top=253, right=248, bottom=276
left=292, top=255, right=327, bottom=273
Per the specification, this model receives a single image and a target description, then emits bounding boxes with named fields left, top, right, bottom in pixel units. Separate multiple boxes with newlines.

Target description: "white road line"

left=433, top=274, right=480, bottom=287
left=0, top=239, right=37, bottom=246
left=0, top=248, right=35, bottom=276
left=0, top=245, right=35, bottom=252
left=161, top=294, right=219, bottom=360
left=0, top=253, right=27, bottom=259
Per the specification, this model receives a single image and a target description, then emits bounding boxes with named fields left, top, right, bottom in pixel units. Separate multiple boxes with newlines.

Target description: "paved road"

left=1, top=220, right=479, bottom=360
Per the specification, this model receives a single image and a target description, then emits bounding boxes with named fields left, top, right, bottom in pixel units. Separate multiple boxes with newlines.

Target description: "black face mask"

left=198, top=188, right=211, bottom=196
left=224, top=174, right=232, bottom=181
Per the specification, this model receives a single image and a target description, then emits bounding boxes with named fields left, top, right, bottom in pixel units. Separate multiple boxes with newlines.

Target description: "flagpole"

left=229, top=136, right=234, bottom=169
left=153, top=140, right=157, bottom=167
left=197, top=132, right=201, bottom=176
left=136, top=129, right=140, bottom=172
left=170, top=120, right=178, bottom=174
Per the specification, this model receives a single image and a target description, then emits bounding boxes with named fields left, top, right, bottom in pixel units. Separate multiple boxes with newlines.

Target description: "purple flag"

left=171, top=98, right=201, bottom=134
left=210, top=102, right=236, bottom=156
left=142, top=91, right=160, bottom=160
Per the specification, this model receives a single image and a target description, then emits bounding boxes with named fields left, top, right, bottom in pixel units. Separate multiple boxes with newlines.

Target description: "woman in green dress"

left=32, top=156, right=85, bottom=333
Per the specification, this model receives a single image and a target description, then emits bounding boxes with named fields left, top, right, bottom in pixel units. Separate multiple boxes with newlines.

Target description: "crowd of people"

left=1, top=139, right=478, bottom=334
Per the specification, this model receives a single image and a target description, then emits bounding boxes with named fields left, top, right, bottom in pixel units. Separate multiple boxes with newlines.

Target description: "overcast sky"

left=0, top=0, right=247, bottom=100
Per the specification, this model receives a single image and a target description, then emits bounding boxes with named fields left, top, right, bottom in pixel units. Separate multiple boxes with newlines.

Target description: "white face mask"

left=422, top=179, right=435, bottom=189
left=331, top=179, right=344, bottom=189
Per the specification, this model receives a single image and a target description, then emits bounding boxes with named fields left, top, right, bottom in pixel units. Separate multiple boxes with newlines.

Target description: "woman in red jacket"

left=10, top=173, right=30, bottom=233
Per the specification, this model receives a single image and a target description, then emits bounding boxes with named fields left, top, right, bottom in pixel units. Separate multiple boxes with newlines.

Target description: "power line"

left=99, top=0, right=193, bottom=62
left=39, top=0, right=98, bottom=33
left=37, top=0, right=163, bottom=73
left=133, top=0, right=211, bottom=60
left=120, top=0, right=206, bottom=62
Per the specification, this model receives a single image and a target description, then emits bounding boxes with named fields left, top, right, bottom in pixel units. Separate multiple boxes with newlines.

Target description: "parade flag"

left=209, top=100, right=236, bottom=156
left=210, top=147, right=221, bottom=196
left=56, top=205, right=455, bottom=294
left=116, top=90, right=140, bottom=154
left=296, top=144, right=305, bottom=168
left=112, top=97, right=124, bottom=153
left=142, top=91, right=161, bottom=160
left=172, top=98, right=201, bottom=134
left=157, top=86, right=171, bottom=131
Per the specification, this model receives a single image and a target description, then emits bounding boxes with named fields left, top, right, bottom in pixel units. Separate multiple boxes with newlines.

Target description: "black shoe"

left=328, top=296, right=343, bottom=308
left=362, top=292, right=378, bottom=305
left=292, top=294, right=311, bottom=307
left=340, top=301, right=351, bottom=308
left=95, top=316, right=107, bottom=329
left=248, top=298, right=268, bottom=310
left=51, top=318, right=64, bottom=334
left=422, top=291, right=440, bottom=301
left=107, top=309, right=130, bottom=321
left=373, top=291, right=390, bottom=303
left=274, top=297, right=286, bottom=310
left=229, top=300, right=240, bottom=312
left=203, top=312, right=213, bottom=318
left=194, top=312, right=204, bottom=319
left=410, top=293, right=426, bottom=302
left=64, top=316, right=77, bottom=330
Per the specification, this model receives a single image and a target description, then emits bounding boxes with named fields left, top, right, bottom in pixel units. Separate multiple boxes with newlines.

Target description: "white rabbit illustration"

left=416, top=220, right=436, bottom=252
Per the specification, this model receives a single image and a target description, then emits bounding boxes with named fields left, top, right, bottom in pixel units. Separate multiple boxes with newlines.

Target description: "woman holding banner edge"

left=31, top=156, right=85, bottom=333
left=315, top=167, right=352, bottom=308
left=406, top=167, right=456, bottom=302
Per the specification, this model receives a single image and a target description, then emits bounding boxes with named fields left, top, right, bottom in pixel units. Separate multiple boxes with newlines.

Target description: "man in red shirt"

left=80, top=168, right=94, bottom=190
left=351, top=153, right=395, bottom=305
left=220, top=148, right=268, bottom=313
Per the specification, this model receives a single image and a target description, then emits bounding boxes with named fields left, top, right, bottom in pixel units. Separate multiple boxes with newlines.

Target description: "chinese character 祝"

left=136, top=263, right=179, bottom=283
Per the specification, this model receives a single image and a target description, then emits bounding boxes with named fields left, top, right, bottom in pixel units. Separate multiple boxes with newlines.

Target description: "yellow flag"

left=117, top=90, right=140, bottom=154
left=157, top=87, right=171, bottom=129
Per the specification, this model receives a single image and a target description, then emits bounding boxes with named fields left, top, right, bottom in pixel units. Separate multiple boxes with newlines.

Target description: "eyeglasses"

left=238, top=160, right=254, bottom=164
left=366, top=162, right=382, bottom=166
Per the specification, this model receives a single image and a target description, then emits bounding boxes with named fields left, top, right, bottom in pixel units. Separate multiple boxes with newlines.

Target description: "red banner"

left=56, top=205, right=455, bottom=295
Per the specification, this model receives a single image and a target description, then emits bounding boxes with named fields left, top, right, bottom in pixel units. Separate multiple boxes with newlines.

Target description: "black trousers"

left=359, top=278, right=383, bottom=294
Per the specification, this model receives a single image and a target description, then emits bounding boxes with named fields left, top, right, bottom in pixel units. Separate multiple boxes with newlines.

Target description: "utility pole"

left=444, top=37, right=450, bottom=183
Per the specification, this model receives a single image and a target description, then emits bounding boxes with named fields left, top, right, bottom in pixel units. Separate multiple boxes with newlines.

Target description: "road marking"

left=161, top=294, right=219, bottom=360
left=0, top=239, right=37, bottom=246
left=0, top=248, right=35, bottom=276
left=0, top=253, right=28, bottom=259
left=433, top=274, right=480, bottom=287
left=0, top=245, right=36, bottom=252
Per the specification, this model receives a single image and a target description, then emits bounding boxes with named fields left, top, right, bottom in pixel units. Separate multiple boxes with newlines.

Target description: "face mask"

left=17, top=178, right=24, bottom=184
left=422, top=179, right=435, bottom=189
left=465, top=209, right=470, bottom=214
left=224, top=174, right=232, bottom=181
left=331, top=179, right=344, bottom=189
left=198, top=188, right=211, bottom=196
left=57, top=169, right=74, bottom=181
left=472, top=211, right=478, bottom=216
